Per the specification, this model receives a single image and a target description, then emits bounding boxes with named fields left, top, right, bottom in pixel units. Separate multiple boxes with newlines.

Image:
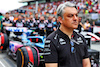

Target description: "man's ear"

left=58, top=16, right=63, bottom=24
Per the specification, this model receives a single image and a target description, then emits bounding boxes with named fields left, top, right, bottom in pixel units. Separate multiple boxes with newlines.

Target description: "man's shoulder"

left=74, top=31, right=85, bottom=38
left=46, top=31, right=56, bottom=40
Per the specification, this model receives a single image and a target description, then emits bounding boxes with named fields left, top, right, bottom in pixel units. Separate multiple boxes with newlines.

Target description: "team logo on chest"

left=77, top=37, right=83, bottom=43
left=59, top=38, right=66, bottom=45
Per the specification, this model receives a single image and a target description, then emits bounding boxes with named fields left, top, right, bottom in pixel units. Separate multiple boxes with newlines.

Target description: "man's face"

left=30, top=15, right=33, bottom=20
left=40, top=16, right=44, bottom=20
left=48, top=16, right=53, bottom=22
left=59, top=7, right=78, bottom=29
left=35, top=14, right=38, bottom=18
left=18, top=15, right=22, bottom=20
left=78, top=17, right=82, bottom=22
left=5, top=14, right=9, bottom=18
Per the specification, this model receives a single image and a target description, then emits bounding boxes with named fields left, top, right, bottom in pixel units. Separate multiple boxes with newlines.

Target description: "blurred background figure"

left=33, top=13, right=40, bottom=32
left=52, top=17, right=57, bottom=31
left=52, top=17, right=60, bottom=31
left=34, top=13, right=39, bottom=20
left=26, top=15, right=34, bottom=28
left=84, top=20, right=91, bottom=32
left=13, top=14, right=25, bottom=27
left=91, top=21, right=95, bottom=33
left=0, top=13, right=4, bottom=21
left=46, top=16, right=53, bottom=36
left=9, top=15, right=14, bottom=22
left=76, top=17, right=84, bottom=33
left=0, top=13, right=4, bottom=32
left=2, top=12, right=13, bottom=36
left=38, top=16, right=46, bottom=36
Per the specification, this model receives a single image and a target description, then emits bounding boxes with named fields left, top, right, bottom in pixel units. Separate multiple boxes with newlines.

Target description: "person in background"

left=13, top=14, right=25, bottom=27
left=2, top=12, right=13, bottom=36
left=26, top=15, right=34, bottom=28
left=52, top=17, right=57, bottom=31
left=33, top=13, right=40, bottom=32
left=9, top=15, right=14, bottom=22
left=84, top=20, right=91, bottom=32
left=38, top=16, right=46, bottom=36
left=25, top=15, right=29, bottom=22
left=91, top=21, right=95, bottom=33
left=34, top=13, right=39, bottom=21
left=0, top=13, right=4, bottom=21
left=13, top=16, right=18, bottom=21
left=46, top=16, right=53, bottom=36
left=0, top=13, right=4, bottom=32
left=53, top=17, right=60, bottom=31
left=76, top=17, right=84, bottom=33
left=44, top=2, right=91, bottom=67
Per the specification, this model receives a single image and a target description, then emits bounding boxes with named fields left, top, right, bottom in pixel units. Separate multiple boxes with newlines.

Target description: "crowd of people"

left=1, top=12, right=60, bottom=37
left=9, top=0, right=99, bottom=16
left=0, top=12, right=96, bottom=37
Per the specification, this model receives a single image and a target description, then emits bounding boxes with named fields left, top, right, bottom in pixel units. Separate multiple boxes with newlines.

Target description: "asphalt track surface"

left=0, top=42, right=100, bottom=67
left=0, top=50, right=17, bottom=67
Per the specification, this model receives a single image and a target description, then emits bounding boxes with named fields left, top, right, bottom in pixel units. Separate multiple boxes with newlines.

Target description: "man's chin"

left=73, top=26, right=78, bottom=29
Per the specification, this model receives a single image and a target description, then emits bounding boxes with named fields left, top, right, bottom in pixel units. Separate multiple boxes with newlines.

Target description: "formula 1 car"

left=5, top=27, right=45, bottom=67
left=80, top=26, right=100, bottom=43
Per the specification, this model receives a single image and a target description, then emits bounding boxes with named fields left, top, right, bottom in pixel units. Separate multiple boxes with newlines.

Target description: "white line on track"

left=0, top=61, right=6, bottom=67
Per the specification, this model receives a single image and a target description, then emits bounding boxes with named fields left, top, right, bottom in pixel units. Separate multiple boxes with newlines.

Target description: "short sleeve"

left=44, top=39, right=58, bottom=63
left=82, top=36, right=89, bottom=59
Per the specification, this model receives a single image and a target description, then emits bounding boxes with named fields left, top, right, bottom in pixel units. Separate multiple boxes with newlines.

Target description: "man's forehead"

left=67, top=12, right=78, bottom=15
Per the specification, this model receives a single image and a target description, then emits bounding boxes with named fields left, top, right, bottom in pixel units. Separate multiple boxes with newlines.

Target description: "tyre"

left=17, top=46, right=39, bottom=67
left=1, top=33, right=9, bottom=50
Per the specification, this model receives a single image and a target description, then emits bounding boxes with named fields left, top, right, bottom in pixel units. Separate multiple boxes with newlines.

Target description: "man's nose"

left=73, top=15, right=78, bottom=21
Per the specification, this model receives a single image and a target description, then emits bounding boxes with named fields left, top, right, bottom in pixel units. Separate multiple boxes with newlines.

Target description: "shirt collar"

left=56, top=28, right=76, bottom=40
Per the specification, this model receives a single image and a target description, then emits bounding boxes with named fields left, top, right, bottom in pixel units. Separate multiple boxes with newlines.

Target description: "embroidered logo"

left=59, top=38, right=66, bottom=45
left=77, top=37, right=83, bottom=43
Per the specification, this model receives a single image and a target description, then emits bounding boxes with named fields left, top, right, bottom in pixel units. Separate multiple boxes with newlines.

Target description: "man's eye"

left=67, top=15, right=73, bottom=17
left=67, top=14, right=78, bottom=17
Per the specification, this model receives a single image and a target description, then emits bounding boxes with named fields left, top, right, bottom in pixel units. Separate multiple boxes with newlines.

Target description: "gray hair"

left=56, top=2, right=77, bottom=18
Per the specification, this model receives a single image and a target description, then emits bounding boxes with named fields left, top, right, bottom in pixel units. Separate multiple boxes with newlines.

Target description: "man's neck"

left=18, top=19, right=22, bottom=22
left=35, top=17, right=38, bottom=20
left=59, top=25, right=73, bottom=39
left=6, top=17, right=9, bottom=19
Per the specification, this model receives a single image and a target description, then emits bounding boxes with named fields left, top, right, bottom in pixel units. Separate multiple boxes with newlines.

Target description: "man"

left=26, top=15, right=34, bottom=28
left=46, top=16, right=54, bottom=36
left=33, top=13, right=40, bottom=32
left=38, top=16, right=46, bottom=36
left=44, top=2, right=91, bottom=67
left=76, top=17, right=84, bottom=33
left=13, top=14, right=25, bottom=27
left=53, top=18, right=60, bottom=31
left=9, top=15, right=14, bottom=22
left=2, top=12, right=13, bottom=36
